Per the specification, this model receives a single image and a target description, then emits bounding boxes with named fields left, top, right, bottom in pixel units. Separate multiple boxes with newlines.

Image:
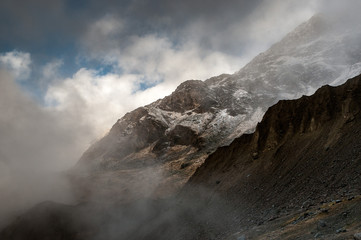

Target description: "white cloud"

left=0, top=50, right=31, bottom=80
left=67, top=3, right=320, bottom=137
left=0, top=70, right=78, bottom=227
left=112, top=35, right=246, bottom=92
left=47, top=2, right=320, bottom=139
left=0, top=3, right=322, bottom=175
left=81, top=14, right=124, bottom=58
left=42, top=59, right=63, bottom=80
left=45, top=69, right=142, bottom=137
left=244, top=0, right=319, bottom=49
left=45, top=33, right=248, bottom=138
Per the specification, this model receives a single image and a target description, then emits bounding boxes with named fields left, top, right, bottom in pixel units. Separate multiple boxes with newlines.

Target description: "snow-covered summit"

left=73, top=14, right=361, bottom=201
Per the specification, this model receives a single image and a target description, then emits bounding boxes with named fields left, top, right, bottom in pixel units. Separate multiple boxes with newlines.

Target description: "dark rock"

left=180, top=162, right=191, bottom=169
left=158, top=80, right=216, bottom=113
left=189, top=74, right=361, bottom=234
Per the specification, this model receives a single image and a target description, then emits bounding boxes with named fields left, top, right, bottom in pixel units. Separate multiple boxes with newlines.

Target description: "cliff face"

left=72, top=14, right=361, bottom=202
left=188, top=74, right=361, bottom=225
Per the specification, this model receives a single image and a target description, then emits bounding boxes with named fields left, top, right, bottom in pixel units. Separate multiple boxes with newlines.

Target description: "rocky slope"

left=71, top=14, right=361, bottom=202
left=2, top=72, right=361, bottom=240
left=184, top=73, right=361, bottom=239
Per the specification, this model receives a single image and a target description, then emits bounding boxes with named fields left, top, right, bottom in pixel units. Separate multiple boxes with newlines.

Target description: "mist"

left=1, top=0, right=361, bottom=238
left=0, top=70, right=97, bottom=228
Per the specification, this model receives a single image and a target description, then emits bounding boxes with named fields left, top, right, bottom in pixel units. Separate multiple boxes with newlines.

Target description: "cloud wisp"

left=0, top=51, right=31, bottom=80
left=0, top=69, right=93, bottom=228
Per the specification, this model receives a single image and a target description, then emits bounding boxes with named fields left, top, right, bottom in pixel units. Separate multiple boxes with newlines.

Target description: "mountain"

left=2, top=72, right=361, bottom=240
left=4, top=12, right=361, bottom=240
left=184, top=73, right=361, bottom=239
left=71, top=14, right=361, bottom=202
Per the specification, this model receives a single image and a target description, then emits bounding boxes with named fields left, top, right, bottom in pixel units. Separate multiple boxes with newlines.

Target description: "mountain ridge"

left=71, top=14, right=361, bottom=202
left=2, top=73, right=361, bottom=240
left=185, top=74, right=361, bottom=230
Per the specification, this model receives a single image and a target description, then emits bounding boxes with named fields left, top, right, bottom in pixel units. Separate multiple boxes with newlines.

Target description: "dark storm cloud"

left=124, top=0, right=264, bottom=30
left=0, top=0, right=265, bottom=55
left=0, top=0, right=69, bottom=48
left=0, top=0, right=273, bottom=90
left=121, top=0, right=265, bottom=54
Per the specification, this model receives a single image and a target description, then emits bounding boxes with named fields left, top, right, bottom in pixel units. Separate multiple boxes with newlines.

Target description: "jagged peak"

left=253, top=74, right=361, bottom=151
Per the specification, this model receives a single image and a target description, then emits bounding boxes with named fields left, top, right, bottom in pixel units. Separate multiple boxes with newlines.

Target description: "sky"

left=1, top=0, right=358, bottom=227
left=0, top=0, right=321, bottom=142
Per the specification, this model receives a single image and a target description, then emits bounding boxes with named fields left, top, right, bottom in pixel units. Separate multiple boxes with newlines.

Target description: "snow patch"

left=330, top=63, right=361, bottom=86
left=233, top=89, right=249, bottom=99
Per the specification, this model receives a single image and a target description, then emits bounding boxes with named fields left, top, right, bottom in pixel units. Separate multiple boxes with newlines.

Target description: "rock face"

left=187, top=74, right=361, bottom=227
left=72, top=14, right=361, bottom=202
